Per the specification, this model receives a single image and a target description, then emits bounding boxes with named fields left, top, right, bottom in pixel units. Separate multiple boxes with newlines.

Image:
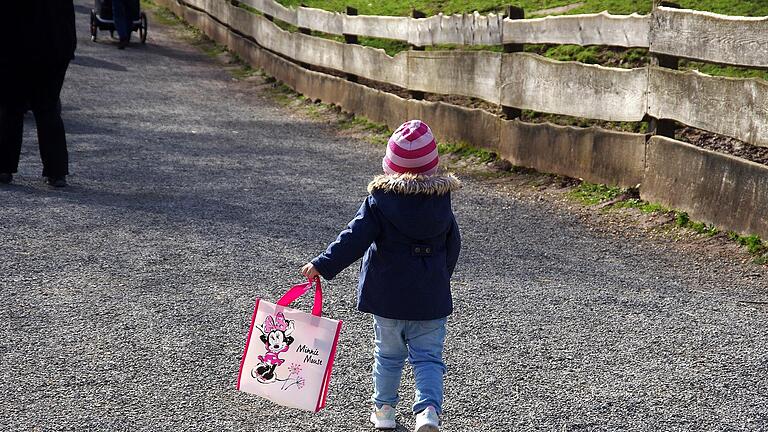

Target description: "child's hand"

left=301, top=262, right=320, bottom=280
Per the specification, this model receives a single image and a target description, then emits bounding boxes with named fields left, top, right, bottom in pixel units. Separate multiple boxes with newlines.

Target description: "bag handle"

left=277, top=276, right=323, bottom=317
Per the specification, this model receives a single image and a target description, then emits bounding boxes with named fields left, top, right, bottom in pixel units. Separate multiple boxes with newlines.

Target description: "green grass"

left=235, top=2, right=262, bottom=15
left=359, top=37, right=411, bottom=56
left=539, top=45, right=602, bottom=64
left=755, top=254, right=768, bottom=265
left=525, top=45, right=650, bottom=68
left=569, top=185, right=718, bottom=237
left=674, top=212, right=719, bottom=236
left=266, top=82, right=302, bottom=105
left=522, top=110, right=647, bottom=133
left=567, top=182, right=623, bottom=205
left=229, top=63, right=260, bottom=79
left=727, top=231, right=768, bottom=264
left=613, top=198, right=668, bottom=213
left=141, top=0, right=180, bottom=25
left=142, top=0, right=229, bottom=58
left=675, top=0, right=768, bottom=16
left=338, top=115, right=391, bottom=134
left=679, top=60, right=768, bottom=81
left=338, top=116, right=391, bottom=146
left=728, top=232, right=767, bottom=255
left=567, top=182, right=768, bottom=264
left=437, top=141, right=497, bottom=163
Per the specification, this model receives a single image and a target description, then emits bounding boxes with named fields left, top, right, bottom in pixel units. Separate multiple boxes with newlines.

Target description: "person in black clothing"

left=0, top=1, right=76, bottom=187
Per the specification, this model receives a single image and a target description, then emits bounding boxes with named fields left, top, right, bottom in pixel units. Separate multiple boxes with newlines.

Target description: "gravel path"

left=2, top=2, right=768, bottom=431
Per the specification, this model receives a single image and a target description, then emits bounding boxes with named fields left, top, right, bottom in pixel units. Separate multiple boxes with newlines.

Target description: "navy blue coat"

left=312, top=174, right=461, bottom=320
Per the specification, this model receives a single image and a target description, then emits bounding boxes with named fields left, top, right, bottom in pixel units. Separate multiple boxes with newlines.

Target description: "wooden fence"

left=158, top=0, right=768, bottom=240
left=186, top=0, right=768, bottom=148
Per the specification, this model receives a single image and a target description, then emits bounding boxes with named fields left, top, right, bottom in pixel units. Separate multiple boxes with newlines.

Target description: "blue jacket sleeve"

left=311, top=197, right=381, bottom=280
left=446, top=215, right=461, bottom=277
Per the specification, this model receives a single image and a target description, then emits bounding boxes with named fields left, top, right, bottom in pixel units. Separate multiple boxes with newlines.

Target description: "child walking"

left=301, top=120, right=461, bottom=432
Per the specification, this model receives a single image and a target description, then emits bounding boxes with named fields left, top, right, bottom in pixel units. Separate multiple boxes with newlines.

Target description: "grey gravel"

left=2, top=2, right=768, bottom=431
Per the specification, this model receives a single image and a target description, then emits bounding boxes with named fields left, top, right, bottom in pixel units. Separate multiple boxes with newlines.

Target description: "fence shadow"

left=71, top=55, right=129, bottom=72
left=74, top=4, right=92, bottom=15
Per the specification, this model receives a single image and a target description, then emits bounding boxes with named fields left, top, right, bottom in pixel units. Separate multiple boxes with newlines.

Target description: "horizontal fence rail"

left=502, top=11, right=649, bottom=47
left=501, top=54, right=648, bottom=122
left=648, top=68, right=768, bottom=147
left=650, top=7, right=768, bottom=68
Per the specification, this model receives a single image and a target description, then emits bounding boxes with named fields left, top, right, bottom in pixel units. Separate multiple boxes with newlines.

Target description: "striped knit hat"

left=382, top=120, right=439, bottom=176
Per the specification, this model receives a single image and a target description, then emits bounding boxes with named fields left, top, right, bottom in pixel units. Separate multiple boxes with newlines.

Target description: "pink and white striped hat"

left=382, top=120, right=439, bottom=176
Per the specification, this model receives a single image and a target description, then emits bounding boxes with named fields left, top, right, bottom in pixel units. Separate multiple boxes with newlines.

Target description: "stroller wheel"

left=140, top=12, right=148, bottom=44
left=90, top=10, right=97, bottom=41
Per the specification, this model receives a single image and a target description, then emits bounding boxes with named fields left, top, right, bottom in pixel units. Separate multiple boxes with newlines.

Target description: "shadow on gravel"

left=65, top=117, right=114, bottom=136
left=72, top=55, right=129, bottom=72
left=129, top=41, right=217, bottom=65
left=1, top=182, right=257, bottom=226
left=74, top=4, right=91, bottom=14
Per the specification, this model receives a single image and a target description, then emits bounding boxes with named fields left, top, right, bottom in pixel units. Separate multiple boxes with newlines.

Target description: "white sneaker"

left=414, top=406, right=440, bottom=432
left=370, top=404, right=396, bottom=429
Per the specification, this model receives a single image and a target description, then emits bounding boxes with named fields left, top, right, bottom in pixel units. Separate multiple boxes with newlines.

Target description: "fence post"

left=297, top=4, right=312, bottom=69
left=501, top=6, right=524, bottom=120
left=298, top=4, right=311, bottom=35
left=647, top=1, right=680, bottom=138
left=343, top=6, right=360, bottom=83
left=409, top=9, right=427, bottom=100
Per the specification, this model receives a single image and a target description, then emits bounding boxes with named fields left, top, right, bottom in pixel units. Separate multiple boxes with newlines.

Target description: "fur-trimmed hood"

left=367, top=173, right=461, bottom=196
left=365, top=173, right=459, bottom=240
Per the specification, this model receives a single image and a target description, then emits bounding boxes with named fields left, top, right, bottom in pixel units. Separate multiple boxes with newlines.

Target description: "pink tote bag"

left=237, top=277, right=342, bottom=412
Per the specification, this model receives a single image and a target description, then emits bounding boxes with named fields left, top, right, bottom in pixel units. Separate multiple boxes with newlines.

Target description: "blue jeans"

left=372, top=315, right=447, bottom=414
left=112, top=0, right=134, bottom=41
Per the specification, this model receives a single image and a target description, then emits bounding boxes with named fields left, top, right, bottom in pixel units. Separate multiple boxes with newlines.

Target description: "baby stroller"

left=90, top=0, right=148, bottom=44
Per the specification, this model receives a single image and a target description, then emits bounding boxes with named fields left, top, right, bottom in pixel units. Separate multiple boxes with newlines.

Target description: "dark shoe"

left=118, top=38, right=129, bottom=49
left=0, top=173, right=11, bottom=184
left=46, top=176, right=67, bottom=188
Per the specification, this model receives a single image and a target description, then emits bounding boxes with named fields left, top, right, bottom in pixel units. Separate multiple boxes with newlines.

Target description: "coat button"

left=414, top=247, right=421, bottom=253
left=426, top=248, right=431, bottom=253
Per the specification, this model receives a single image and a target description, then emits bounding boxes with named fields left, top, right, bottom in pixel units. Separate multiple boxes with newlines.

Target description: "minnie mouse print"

left=252, top=312, right=294, bottom=383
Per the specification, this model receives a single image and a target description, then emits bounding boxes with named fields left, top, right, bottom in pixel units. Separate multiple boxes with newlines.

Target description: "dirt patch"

left=677, top=126, right=768, bottom=165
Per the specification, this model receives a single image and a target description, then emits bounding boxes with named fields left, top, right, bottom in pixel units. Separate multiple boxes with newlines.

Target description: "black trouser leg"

left=112, top=0, right=132, bottom=42
left=0, top=65, right=26, bottom=174
left=29, top=62, right=70, bottom=178
left=34, top=99, right=68, bottom=178
left=0, top=104, right=25, bottom=174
